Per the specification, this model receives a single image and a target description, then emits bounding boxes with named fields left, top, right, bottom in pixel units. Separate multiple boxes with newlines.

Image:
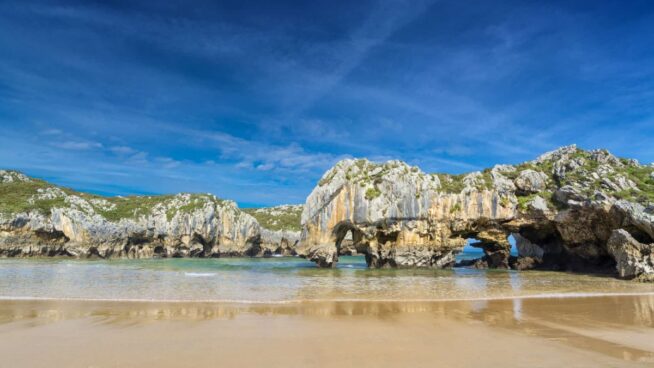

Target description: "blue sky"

left=1, top=0, right=653, bottom=207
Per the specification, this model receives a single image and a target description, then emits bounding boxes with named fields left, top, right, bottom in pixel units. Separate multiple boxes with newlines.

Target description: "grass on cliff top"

left=96, top=195, right=174, bottom=221
left=0, top=171, right=229, bottom=221
left=435, top=174, right=465, bottom=193
left=100, top=194, right=226, bottom=222
left=612, top=164, right=654, bottom=204
left=0, top=179, right=69, bottom=216
left=243, top=206, right=302, bottom=232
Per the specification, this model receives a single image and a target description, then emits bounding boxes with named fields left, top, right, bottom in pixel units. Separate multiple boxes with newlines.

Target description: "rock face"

left=297, top=146, right=654, bottom=281
left=0, top=171, right=298, bottom=258
left=243, top=205, right=302, bottom=256
left=607, top=229, right=654, bottom=282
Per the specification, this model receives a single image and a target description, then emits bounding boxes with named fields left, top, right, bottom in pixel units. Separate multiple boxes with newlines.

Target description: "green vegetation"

left=615, top=165, right=654, bottom=203
left=318, top=169, right=337, bottom=186
left=365, top=187, right=382, bottom=200
left=436, top=174, right=466, bottom=193
left=478, top=169, right=494, bottom=191
left=243, top=205, right=303, bottom=232
left=517, top=194, right=537, bottom=211
left=508, top=147, right=654, bottom=205
left=94, top=195, right=173, bottom=221
left=164, top=194, right=225, bottom=221
left=450, top=202, right=461, bottom=213
left=0, top=170, right=230, bottom=221
left=0, top=176, right=67, bottom=216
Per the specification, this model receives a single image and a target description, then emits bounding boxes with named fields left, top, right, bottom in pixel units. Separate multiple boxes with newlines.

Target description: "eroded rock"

left=607, top=229, right=654, bottom=281
left=0, top=180, right=298, bottom=259
left=297, top=147, right=654, bottom=281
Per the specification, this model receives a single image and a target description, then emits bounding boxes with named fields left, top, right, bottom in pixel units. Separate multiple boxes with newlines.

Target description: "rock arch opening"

left=453, top=229, right=515, bottom=269
left=332, top=221, right=367, bottom=266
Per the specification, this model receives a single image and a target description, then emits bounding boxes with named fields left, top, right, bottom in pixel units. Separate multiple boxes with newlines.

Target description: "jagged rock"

left=302, top=243, right=338, bottom=267
left=514, top=169, right=548, bottom=194
left=601, top=176, right=638, bottom=192
left=552, top=185, right=586, bottom=206
left=527, top=196, right=550, bottom=214
left=607, top=229, right=654, bottom=281
left=298, top=146, right=654, bottom=281
left=0, top=174, right=300, bottom=259
left=242, top=205, right=302, bottom=256
left=297, top=158, right=513, bottom=269
left=0, top=170, right=30, bottom=183
left=470, top=241, right=512, bottom=269
left=491, top=166, right=516, bottom=194
left=259, top=228, right=300, bottom=256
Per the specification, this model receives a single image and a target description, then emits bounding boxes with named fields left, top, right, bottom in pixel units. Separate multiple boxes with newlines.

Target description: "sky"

left=1, top=0, right=654, bottom=207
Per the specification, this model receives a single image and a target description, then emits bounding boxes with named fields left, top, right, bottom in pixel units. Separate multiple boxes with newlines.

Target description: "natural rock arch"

left=297, top=148, right=654, bottom=281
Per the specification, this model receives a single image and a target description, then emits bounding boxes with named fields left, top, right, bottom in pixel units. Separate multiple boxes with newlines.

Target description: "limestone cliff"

left=297, top=146, right=654, bottom=281
left=243, top=205, right=302, bottom=256
left=0, top=171, right=292, bottom=258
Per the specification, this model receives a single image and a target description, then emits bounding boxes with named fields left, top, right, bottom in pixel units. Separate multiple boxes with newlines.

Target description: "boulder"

left=514, top=169, right=548, bottom=194
left=607, top=229, right=654, bottom=281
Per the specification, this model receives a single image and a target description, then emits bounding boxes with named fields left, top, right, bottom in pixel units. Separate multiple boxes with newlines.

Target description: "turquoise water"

left=0, top=255, right=653, bottom=302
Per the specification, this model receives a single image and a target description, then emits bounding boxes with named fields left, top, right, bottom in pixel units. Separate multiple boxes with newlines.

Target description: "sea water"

left=0, top=254, right=653, bottom=303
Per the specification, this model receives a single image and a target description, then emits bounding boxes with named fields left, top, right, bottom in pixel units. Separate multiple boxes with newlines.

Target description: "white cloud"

left=109, top=145, right=136, bottom=155
left=155, top=157, right=181, bottom=169
left=53, top=140, right=103, bottom=150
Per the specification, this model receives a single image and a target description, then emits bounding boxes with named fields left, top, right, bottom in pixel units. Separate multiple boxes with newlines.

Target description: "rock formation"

left=0, top=171, right=299, bottom=259
left=243, top=205, right=302, bottom=256
left=297, top=146, right=654, bottom=281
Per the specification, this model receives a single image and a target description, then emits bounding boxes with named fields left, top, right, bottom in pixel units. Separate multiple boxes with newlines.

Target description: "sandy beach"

left=1, top=295, right=653, bottom=368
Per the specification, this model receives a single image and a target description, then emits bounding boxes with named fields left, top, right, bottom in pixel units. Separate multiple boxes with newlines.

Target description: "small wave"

left=184, top=272, right=216, bottom=277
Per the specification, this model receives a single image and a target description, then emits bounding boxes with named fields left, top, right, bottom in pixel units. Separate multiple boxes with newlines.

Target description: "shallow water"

left=0, top=254, right=653, bottom=303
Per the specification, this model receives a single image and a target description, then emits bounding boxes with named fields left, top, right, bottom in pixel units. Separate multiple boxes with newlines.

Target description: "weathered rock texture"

left=243, top=205, right=301, bottom=256
left=297, top=146, right=654, bottom=281
left=0, top=171, right=299, bottom=258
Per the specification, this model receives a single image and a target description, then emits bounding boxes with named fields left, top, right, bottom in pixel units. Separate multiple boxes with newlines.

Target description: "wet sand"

left=0, top=295, right=653, bottom=367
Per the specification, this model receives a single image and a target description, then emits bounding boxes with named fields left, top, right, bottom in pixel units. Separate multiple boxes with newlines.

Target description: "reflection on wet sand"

left=0, top=295, right=653, bottom=367
left=1, top=295, right=653, bottom=325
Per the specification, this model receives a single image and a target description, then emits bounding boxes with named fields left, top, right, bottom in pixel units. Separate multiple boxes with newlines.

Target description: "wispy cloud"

left=0, top=0, right=653, bottom=205
left=109, top=146, right=136, bottom=155
left=53, top=141, right=103, bottom=150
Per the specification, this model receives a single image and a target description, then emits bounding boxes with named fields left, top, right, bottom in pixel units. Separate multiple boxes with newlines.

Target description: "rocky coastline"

left=1, top=145, right=654, bottom=282
left=297, top=145, right=654, bottom=281
left=0, top=171, right=300, bottom=259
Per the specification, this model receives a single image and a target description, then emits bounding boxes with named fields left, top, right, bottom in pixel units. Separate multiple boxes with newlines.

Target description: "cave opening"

left=455, top=233, right=517, bottom=268
left=332, top=221, right=368, bottom=267
left=338, top=230, right=355, bottom=255
left=623, top=225, right=654, bottom=245
left=153, top=245, right=166, bottom=257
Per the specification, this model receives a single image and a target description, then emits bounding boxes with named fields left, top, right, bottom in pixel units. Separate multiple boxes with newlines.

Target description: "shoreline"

left=1, top=290, right=654, bottom=304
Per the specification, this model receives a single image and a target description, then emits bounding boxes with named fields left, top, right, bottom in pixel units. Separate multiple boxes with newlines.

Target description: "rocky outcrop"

left=258, top=228, right=300, bottom=256
left=607, top=229, right=654, bottom=282
left=0, top=171, right=298, bottom=258
left=297, top=146, right=654, bottom=281
left=243, top=205, right=302, bottom=256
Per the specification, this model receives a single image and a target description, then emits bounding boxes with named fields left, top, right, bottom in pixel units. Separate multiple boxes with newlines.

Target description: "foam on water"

left=184, top=272, right=217, bottom=277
